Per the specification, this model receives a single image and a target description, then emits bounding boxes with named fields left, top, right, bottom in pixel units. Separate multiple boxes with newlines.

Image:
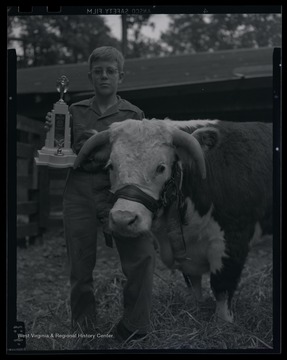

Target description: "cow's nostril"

left=110, top=210, right=138, bottom=228
left=128, top=215, right=138, bottom=226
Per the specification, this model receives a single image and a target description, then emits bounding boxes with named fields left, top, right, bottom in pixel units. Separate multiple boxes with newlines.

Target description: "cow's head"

left=74, top=119, right=206, bottom=238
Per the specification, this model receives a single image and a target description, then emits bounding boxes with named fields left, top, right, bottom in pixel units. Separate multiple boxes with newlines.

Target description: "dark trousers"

left=63, top=169, right=155, bottom=333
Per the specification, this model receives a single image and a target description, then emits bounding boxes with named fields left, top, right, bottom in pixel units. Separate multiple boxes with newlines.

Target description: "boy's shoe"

left=113, top=320, right=147, bottom=342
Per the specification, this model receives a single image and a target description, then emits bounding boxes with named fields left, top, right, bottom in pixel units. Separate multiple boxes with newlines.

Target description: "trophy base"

left=35, top=148, right=77, bottom=168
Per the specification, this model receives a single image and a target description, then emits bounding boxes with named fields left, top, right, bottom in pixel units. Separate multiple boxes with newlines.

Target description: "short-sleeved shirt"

left=67, top=95, right=145, bottom=193
left=69, top=95, right=145, bottom=151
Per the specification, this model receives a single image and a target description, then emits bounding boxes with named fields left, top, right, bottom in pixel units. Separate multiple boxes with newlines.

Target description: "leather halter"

left=111, top=162, right=184, bottom=217
left=112, top=184, right=159, bottom=214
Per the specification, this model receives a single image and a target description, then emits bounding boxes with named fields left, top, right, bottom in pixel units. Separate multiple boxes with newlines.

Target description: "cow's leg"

left=207, top=236, right=249, bottom=323
left=212, top=290, right=234, bottom=323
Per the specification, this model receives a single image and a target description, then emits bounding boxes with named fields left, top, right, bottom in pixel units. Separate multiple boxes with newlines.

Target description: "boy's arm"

left=70, top=106, right=145, bottom=172
left=69, top=106, right=110, bottom=172
left=72, top=129, right=97, bottom=155
left=135, top=109, right=145, bottom=120
left=73, top=129, right=111, bottom=172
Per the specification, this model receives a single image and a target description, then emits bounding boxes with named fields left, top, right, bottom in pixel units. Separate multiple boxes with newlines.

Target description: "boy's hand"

left=74, top=129, right=111, bottom=172
left=44, top=112, right=53, bottom=132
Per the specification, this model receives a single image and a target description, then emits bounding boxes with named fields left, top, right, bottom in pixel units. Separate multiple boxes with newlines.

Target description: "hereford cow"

left=74, top=119, right=272, bottom=323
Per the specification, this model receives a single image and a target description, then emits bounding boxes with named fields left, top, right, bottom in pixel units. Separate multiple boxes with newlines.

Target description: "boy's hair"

left=88, top=46, right=125, bottom=72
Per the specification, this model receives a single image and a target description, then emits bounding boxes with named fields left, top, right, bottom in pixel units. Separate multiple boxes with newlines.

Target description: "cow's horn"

left=73, top=130, right=110, bottom=169
left=172, top=128, right=206, bottom=179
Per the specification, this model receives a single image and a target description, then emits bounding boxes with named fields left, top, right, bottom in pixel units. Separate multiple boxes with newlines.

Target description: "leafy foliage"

left=8, top=15, right=120, bottom=67
left=8, top=13, right=282, bottom=67
left=123, top=15, right=164, bottom=58
left=161, top=14, right=282, bottom=55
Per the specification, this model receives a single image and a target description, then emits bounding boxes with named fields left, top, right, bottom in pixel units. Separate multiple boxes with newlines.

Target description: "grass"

left=16, top=228, right=274, bottom=352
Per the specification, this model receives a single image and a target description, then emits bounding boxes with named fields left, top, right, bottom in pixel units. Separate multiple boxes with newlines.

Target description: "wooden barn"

left=14, top=47, right=274, bottom=245
left=17, top=47, right=273, bottom=121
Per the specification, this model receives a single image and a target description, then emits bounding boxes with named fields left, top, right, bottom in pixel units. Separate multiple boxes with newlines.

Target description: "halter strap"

left=111, top=162, right=184, bottom=216
left=112, top=184, right=160, bottom=214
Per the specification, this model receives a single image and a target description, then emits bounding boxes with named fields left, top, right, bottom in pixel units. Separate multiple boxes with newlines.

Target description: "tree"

left=8, top=15, right=121, bottom=67
left=160, top=14, right=282, bottom=55
left=121, top=14, right=164, bottom=58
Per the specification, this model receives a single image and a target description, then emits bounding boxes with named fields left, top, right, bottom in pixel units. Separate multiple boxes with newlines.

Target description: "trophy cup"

left=35, top=75, right=77, bottom=168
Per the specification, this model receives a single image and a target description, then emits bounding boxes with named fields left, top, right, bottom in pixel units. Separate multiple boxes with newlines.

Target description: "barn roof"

left=17, top=47, right=273, bottom=95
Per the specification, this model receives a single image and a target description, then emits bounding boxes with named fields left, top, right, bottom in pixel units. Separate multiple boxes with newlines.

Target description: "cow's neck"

left=181, top=165, right=212, bottom=218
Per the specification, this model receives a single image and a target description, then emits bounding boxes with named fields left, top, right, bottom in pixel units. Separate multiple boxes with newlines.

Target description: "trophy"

left=35, top=75, right=77, bottom=168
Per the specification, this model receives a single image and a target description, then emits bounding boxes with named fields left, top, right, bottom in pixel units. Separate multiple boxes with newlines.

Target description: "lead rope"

left=174, top=163, right=193, bottom=289
left=174, top=162, right=187, bottom=254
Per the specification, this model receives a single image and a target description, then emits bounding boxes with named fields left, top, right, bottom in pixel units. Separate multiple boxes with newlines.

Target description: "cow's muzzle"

left=109, top=209, right=138, bottom=233
left=109, top=185, right=160, bottom=237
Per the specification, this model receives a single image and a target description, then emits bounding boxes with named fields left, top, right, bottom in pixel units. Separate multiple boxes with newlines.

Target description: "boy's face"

left=88, top=60, right=124, bottom=97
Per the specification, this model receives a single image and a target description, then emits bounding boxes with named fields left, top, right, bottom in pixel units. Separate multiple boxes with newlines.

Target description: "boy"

left=45, top=47, right=155, bottom=341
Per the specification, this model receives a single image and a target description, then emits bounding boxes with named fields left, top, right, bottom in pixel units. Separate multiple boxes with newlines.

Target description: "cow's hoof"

left=216, top=309, right=234, bottom=323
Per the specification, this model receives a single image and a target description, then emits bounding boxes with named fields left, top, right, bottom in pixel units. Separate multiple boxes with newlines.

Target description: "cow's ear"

left=192, top=127, right=220, bottom=151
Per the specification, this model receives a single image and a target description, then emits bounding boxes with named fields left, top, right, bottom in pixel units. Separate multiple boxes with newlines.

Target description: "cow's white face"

left=108, top=120, right=176, bottom=238
left=74, top=118, right=207, bottom=238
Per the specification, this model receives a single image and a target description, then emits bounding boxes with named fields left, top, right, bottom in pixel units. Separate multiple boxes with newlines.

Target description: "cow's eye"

left=156, top=164, right=166, bottom=174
